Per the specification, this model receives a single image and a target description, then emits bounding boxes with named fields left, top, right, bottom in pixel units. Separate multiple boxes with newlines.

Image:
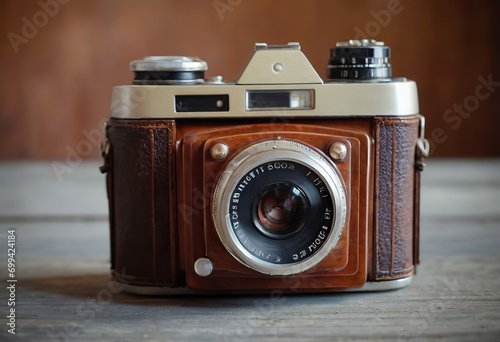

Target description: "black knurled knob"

left=328, top=39, right=391, bottom=80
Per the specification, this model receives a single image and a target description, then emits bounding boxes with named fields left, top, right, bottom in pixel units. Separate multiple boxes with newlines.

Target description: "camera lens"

left=327, top=39, right=391, bottom=81
left=254, top=182, right=307, bottom=239
left=212, top=139, right=347, bottom=276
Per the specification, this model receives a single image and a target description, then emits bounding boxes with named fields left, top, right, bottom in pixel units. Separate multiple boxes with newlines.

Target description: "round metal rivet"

left=273, top=63, right=284, bottom=73
left=194, top=257, right=213, bottom=277
left=329, top=142, right=348, bottom=162
left=210, top=142, right=229, bottom=161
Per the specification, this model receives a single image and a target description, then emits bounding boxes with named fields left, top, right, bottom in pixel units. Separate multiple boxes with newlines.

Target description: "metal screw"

left=207, top=75, right=224, bottom=84
left=329, top=142, right=348, bottom=162
left=210, top=142, right=229, bottom=161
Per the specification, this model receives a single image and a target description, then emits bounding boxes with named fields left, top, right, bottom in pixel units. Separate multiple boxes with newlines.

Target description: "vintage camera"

left=101, top=40, right=428, bottom=294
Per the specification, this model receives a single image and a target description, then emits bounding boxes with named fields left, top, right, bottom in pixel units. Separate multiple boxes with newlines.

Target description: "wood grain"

left=0, top=159, right=499, bottom=341
left=0, top=0, right=499, bottom=159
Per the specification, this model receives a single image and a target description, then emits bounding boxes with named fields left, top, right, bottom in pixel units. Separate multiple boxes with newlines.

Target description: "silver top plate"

left=110, top=80, right=419, bottom=119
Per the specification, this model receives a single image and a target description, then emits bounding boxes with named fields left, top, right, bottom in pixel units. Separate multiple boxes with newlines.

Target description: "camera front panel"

left=177, top=119, right=371, bottom=292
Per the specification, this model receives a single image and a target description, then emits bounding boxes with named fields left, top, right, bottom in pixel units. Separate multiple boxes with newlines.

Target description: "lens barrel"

left=212, top=139, right=347, bottom=276
left=328, top=39, right=391, bottom=80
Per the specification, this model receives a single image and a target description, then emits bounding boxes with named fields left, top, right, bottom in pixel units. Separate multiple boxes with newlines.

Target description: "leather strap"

left=100, top=122, right=116, bottom=269
left=413, top=115, right=429, bottom=267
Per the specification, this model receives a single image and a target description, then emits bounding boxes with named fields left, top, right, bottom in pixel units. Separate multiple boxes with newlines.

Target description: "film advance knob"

left=130, top=56, right=208, bottom=84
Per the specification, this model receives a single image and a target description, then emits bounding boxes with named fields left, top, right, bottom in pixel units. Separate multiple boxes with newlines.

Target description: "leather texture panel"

left=107, top=119, right=179, bottom=286
left=374, top=116, right=419, bottom=280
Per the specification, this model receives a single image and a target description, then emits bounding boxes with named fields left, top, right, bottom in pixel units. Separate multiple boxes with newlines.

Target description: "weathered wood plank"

left=0, top=160, right=499, bottom=341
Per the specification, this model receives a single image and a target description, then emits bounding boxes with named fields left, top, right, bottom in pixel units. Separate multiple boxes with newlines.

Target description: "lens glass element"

left=255, top=182, right=308, bottom=239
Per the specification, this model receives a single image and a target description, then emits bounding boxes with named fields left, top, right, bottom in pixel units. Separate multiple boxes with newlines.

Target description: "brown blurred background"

left=0, top=0, right=499, bottom=159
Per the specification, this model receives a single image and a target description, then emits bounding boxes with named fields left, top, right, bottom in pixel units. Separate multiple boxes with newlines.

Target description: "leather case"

left=103, top=119, right=180, bottom=287
left=373, top=116, right=420, bottom=280
left=101, top=116, right=423, bottom=288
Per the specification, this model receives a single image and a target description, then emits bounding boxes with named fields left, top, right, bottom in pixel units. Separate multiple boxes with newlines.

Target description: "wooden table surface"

left=0, top=160, right=499, bottom=341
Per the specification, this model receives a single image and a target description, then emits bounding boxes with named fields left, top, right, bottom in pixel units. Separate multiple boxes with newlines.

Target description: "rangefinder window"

left=246, top=90, right=314, bottom=110
left=175, top=95, right=229, bottom=112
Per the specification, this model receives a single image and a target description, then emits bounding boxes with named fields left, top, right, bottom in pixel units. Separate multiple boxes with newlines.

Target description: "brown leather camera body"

left=102, top=114, right=422, bottom=293
left=101, top=40, right=427, bottom=294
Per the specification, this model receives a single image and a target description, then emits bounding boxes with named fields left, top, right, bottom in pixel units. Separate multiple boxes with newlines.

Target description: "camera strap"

left=413, top=115, right=429, bottom=266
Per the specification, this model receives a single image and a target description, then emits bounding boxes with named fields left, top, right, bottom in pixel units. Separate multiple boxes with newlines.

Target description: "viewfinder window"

left=246, top=90, right=314, bottom=110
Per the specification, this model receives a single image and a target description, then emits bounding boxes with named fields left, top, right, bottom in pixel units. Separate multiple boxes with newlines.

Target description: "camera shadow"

left=18, top=273, right=366, bottom=308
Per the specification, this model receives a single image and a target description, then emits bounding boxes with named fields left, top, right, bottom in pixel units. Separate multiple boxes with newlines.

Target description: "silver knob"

left=130, top=56, right=207, bottom=72
left=194, top=258, right=213, bottom=277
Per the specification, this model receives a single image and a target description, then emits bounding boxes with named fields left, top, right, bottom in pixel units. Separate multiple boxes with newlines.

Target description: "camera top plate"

left=111, top=41, right=419, bottom=119
left=110, top=81, right=419, bottom=119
